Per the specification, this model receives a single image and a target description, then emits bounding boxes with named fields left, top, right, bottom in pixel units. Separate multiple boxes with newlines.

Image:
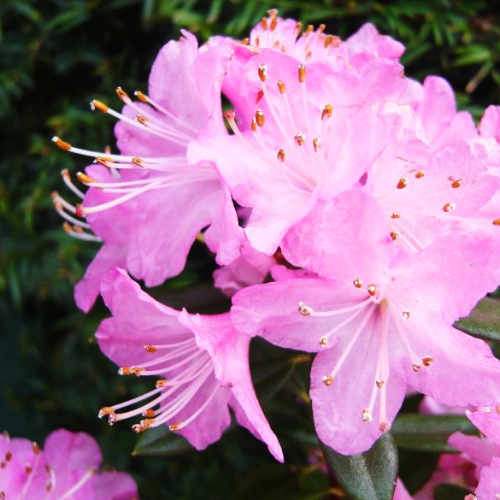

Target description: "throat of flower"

left=98, top=338, right=220, bottom=434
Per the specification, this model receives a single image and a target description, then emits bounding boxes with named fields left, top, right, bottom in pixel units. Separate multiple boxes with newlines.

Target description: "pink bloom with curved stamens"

left=244, top=11, right=403, bottom=63
left=96, top=268, right=283, bottom=462
left=232, top=192, right=500, bottom=455
left=0, top=429, right=138, bottom=499
left=190, top=45, right=406, bottom=254
left=54, top=30, right=242, bottom=312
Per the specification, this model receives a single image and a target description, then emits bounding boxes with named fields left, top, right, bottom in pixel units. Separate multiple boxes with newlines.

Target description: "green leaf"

left=391, top=414, right=475, bottom=452
left=132, top=426, right=192, bottom=457
left=455, top=296, right=500, bottom=342
left=321, top=433, right=398, bottom=500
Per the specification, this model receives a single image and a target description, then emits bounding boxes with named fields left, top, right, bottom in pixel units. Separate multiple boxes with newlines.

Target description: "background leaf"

left=321, top=434, right=398, bottom=500
left=455, top=296, right=500, bottom=342
left=392, top=414, right=476, bottom=452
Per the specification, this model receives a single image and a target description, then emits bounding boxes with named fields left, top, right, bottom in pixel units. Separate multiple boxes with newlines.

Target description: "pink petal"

left=75, top=244, right=126, bottom=312
left=172, top=384, right=233, bottom=452
left=449, top=432, right=500, bottom=469
left=178, top=312, right=284, bottom=461
left=467, top=410, right=500, bottom=446
left=282, top=190, right=392, bottom=281
left=345, top=23, right=405, bottom=60
left=124, top=176, right=233, bottom=286
left=418, top=76, right=456, bottom=142
left=232, top=278, right=363, bottom=352
left=148, top=31, right=229, bottom=135
left=213, top=240, right=274, bottom=297
left=475, top=457, right=500, bottom=499
left=96, top=268, right=186, bottom=367
left=87, top=471, right=139, bottom=500
left=479, top=105, right=500, bottom=140
left=311, top=329, right=406, bottom=455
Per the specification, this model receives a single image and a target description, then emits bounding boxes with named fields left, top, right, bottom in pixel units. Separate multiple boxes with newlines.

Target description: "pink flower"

left=231, top=192, right=500, bottom=454
left=0, top=428, right=137, bottom=499
left=448, top=409, right=500, bottom=499
left=190, top=19, right=409, bottom=255
left=96, top=268, right=283, bottom=462
left=244, top=10, right=403, bottom=63
left=52, top=30, right=242, bottom=312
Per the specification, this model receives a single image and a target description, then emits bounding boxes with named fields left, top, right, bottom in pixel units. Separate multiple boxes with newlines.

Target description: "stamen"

left=63, top=223, right=101, bottom=242
left=166, top=383, right=221, bottom=431
left=361, top=409, right=372, bottom=422
left=325, top=306, right=375, bottom=382
left=321, top=104, right=333, bottom=120
left=422, top=356, right=433, bottom=367
left=299, top=297, right=371, bottom=318
left=367, top=284, right=377, bottom=297
left=277, top=81, right=286, bottom=94
left=90, top=99, right=109, bottom=113
left=391, top=212, right=400, bottom=219
left=277, top=149, right=285, bottom=161
left=61, top=169, right=85, bottom=199
left=294, top=133, right=305, bottom=146
left=415, top=170, right=425, bottom=179
left=397, top=178, right=408, bottom=189
left=115, top=86, right=131, bottom=103
left=442, top=202, right=456, bottom=213
left=390, top=231, right=399, bottom=241
left=353, top=278, right=363, bottom=288
left=258, top=65, right=267, bottom=82
left=493, top=218, right=500, bottom=226
left=298, top=64, right=306, bottom=83
left=298, top=302, right=313, bottom=316
left=52, top=136, right=71, bottom=151
left=76, top=171, right=95, bottom=185
left=255, top=110, right=265, bottom=127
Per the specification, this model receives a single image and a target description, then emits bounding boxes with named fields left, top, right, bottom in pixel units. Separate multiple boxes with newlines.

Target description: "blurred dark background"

left=1, top=1, right=499, bottom=498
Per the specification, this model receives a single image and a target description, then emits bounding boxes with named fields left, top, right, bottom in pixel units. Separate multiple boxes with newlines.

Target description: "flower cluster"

left=52, top=8, right=500, bottom=472
left=0, top=429, right=137, bottom=499
left=409, top=402, right=500, bottom=498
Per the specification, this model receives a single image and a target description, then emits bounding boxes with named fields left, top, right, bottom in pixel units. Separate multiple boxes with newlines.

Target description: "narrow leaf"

left=321, top=433, right=398, bottom=500
left=455, top=296, right=500, bottom=342
left=391, top=414, right=475, bottom=452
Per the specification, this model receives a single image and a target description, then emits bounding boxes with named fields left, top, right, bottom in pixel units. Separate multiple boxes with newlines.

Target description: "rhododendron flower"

left=0, top=429, right=137, bottom=499
left=190, top=15, right=410, bottom=254
left=232, top=11, right=404, bottom=67
left=52, top=30, right=242, bottom=312
left=232, top=191, right=500, bottom=454
left=448, top=409, right=500, bottom=499
left=364, top=82, right=500, bottom=254
left=96, top=268, right=283, bottom=462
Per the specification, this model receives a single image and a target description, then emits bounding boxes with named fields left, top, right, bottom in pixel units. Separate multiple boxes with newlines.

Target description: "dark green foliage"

left=1, top=1, right=499, bottom=498
left=321, top=434, right=399, bottom=500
